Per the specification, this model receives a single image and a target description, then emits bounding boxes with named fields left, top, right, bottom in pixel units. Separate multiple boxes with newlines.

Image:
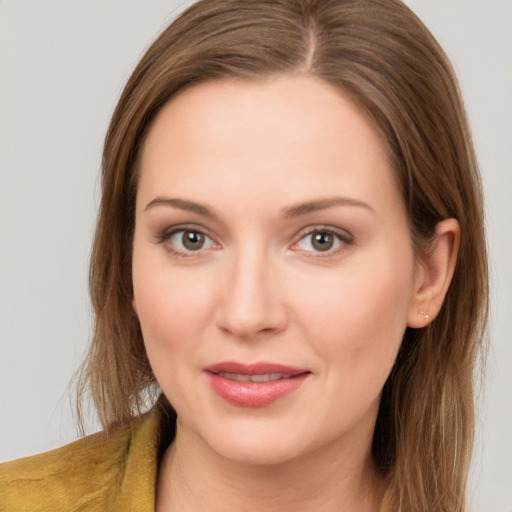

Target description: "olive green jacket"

left=0, top=405, right=172, bottom=512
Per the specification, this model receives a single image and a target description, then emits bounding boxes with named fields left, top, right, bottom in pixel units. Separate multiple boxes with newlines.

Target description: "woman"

left=0, top=0, right=488, bottom=511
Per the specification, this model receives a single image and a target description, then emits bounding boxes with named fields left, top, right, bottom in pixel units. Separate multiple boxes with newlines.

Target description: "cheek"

left=135, top=275, right=206, bottom=342
left=133, top=262, right=220, bottom=414
left=132, top=251, right=217, bottom=377
left=292, top=256, right=414, bottom=385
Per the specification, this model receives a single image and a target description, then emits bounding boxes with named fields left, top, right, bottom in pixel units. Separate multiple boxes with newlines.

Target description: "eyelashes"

left=155, top=225, right=218, bottom=258
left=290, top=227, right=353, bottom=254
left=155, top=224, right=353, bottom=258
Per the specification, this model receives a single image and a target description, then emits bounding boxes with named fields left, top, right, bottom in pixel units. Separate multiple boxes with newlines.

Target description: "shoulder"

left=0, top=409, right=164, bottom=512
left=0, top=426, right=131, bottom=512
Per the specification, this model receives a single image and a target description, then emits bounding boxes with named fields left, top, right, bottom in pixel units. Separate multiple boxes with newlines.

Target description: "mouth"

left=215, top=372, right=297, bottom=383
left=203, top=362, right=310, bottom=407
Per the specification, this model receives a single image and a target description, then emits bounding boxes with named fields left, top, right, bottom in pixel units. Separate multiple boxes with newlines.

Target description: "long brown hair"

left=77, top=1, right=488, bottom=510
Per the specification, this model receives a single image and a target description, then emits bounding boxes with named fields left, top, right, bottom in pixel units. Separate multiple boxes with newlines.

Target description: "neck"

left=156, top=420, right=386, bottom=512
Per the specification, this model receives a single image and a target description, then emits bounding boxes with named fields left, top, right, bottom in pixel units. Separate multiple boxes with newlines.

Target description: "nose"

left=215, top=245, right=288, bottom=340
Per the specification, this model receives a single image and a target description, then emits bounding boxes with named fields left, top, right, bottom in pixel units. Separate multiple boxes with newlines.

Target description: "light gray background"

left=0, top=1, right=510, bottom=510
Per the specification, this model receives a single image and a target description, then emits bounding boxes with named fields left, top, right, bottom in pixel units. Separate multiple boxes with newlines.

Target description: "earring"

left=420, top=311, right=430, bottom=320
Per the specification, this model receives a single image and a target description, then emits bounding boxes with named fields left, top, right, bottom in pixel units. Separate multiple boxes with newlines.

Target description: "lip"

left=203, top=361, right=310, bottom=407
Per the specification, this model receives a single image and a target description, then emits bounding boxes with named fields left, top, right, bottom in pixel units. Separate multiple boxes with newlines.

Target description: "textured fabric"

left=0, top=406, right=166, bottom=512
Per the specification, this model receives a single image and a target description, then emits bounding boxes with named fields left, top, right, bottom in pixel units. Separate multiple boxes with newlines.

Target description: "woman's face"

left=132, top=76, right=422, bottom=465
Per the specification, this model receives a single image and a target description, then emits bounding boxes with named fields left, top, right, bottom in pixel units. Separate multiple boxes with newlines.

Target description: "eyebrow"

left=144, top=195, right=373, bottom=219
left=282, top=197, right=374, bottom=217
left=145, top=197, right=219, bottom=219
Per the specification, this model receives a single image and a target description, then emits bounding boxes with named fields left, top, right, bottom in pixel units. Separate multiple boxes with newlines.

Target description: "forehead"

left=137, top=75, right=400, bottom=215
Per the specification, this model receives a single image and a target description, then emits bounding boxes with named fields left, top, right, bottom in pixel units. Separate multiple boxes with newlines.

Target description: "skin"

left=132, top=75, right=459, bottom=511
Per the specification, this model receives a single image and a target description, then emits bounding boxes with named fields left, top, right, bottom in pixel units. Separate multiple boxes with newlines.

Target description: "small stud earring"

left=420, top=311, right=430, bottom=320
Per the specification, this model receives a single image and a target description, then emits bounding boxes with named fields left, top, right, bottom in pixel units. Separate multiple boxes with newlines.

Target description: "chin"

left=195, top=416, right=310, bottom=467
left=215, top=437, right=302, bottom=467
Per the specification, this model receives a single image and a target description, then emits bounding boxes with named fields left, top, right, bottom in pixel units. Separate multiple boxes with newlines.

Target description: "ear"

left=407, top=218, right=460, bottom=328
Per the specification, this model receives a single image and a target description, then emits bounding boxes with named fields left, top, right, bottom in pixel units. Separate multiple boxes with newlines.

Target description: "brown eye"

left=165, top=229, right=215, bottom=254
left=182, top=231, right=205, bottom=251
left=293, top=228, right=350, bottom=255
left=311, top=231, right=334, bottom=251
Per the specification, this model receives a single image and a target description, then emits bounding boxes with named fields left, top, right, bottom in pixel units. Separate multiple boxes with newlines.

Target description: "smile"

left=203, top=362, right=310, bottom=407
left=216, top=372, right=294, bottom=382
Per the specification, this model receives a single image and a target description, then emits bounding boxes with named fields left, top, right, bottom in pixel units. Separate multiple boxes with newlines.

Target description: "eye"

left=163, top=228, right=217, bottom=255
left=293, top=228, right=351, bottom=254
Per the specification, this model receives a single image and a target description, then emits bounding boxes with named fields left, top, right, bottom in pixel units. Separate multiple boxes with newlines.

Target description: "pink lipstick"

left=203, top=362, right=310, bottom=407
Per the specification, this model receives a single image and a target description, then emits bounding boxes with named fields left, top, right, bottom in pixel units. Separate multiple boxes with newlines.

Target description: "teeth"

left=217, top=372, right=292, bottom=382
